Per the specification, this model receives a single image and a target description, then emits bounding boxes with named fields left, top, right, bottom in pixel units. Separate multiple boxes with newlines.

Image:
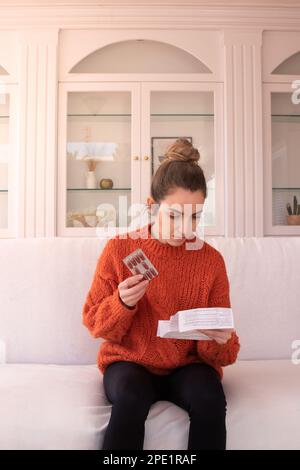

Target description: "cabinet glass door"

left=141, top=83, right=224, bottom=235
left=0, top=92, right=10, bottom=231
left=270, top=91, right=300, bottom=230
left=58, top=84, right=140, bottom=236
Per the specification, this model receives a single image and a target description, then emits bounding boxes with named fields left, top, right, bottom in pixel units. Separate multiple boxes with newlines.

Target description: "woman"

left=82, top=138, right=240, bottom=450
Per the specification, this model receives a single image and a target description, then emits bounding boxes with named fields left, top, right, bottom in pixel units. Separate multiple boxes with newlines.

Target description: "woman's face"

left=151, top=187, right=205, bottom=247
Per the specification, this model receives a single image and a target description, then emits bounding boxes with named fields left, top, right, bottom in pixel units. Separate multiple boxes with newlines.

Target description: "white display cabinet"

left=263, top=32, right=300, bottom=235
left=57, top=34, right=224, bottom=237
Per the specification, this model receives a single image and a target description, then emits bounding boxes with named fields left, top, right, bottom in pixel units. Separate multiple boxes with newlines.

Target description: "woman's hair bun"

left=164, top=138, right=200, bottom=165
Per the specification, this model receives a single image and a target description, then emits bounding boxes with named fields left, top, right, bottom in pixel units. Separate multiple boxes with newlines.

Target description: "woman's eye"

left=169, top=214, right=201, bottom=219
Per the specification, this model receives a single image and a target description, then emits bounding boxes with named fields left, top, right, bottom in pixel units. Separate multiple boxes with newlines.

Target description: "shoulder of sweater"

left=202, top=240, right=224, bottom=261
left=202, top=241, right=228, bottom=273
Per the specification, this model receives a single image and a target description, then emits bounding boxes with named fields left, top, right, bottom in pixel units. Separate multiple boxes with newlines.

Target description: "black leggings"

left=102, top=360, right=227, bottom=450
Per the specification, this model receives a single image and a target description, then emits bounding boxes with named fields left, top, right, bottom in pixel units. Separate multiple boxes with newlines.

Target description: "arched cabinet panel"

left=70, top=39, right=212, bottom=74
left=272, top=51, right=300, bottom=75
left=59, top=29, right=223, bottom=82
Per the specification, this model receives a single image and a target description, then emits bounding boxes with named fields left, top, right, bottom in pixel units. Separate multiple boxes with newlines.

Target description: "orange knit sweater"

left=82, top=222, right=240, bottom=381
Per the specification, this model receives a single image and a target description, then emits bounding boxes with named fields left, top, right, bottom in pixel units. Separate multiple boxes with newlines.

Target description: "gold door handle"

left=132, top=155, right=139, bottom=160
left=144, top=155, right=150, bottom=160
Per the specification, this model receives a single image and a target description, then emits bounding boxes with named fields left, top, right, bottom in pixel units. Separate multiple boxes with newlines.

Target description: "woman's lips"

left=172, top=235, right=196, bottom=242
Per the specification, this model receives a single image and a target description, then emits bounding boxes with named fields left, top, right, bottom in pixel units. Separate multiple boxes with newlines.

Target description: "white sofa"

left=0, top=236, right=300, bottom=450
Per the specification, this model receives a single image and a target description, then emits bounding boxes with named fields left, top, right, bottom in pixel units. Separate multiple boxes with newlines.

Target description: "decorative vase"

left=287, top=215, right=300, bottom=225
left=86, top=171, right=97, bottom=189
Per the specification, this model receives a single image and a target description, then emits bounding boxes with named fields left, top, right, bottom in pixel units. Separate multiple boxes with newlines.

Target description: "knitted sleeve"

left=82, top=238, right=138, bottom=343
left=196, top=253, right=240, bottom=367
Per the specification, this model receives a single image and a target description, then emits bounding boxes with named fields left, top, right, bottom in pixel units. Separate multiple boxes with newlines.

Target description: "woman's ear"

left=147, top=196, right=155, bottom=207
left=147, top=197, right=159, bottom=218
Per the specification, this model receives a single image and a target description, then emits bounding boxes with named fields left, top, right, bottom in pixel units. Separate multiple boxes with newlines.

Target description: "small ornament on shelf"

left=67, top=206, right=117, bottom=228
left=96, top=207, right=117, bottom=227
left=67, top=209, right=97, bottom=227
left=99, top=178, right=113, bottom=189
left=286, top=195, right=300, bottom=225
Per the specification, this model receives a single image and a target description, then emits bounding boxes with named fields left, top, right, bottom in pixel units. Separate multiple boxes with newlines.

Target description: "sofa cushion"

left=0, top=359, right=299, bottom=450
left=223, top=359, right=300, bottom=450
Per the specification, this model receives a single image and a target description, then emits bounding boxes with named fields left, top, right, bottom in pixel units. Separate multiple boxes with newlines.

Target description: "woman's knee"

left=183, top=364, right=227, bottom=414
left=120, top=378, right=155, bottom=405
left=103, top=361, right=158, bottom=407
left=189, top=379, right=227, bottom=417
left=109, top=381, right=158, bottom=421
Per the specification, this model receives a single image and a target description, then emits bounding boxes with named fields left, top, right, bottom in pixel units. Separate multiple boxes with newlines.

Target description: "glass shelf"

left=271, top=114, right=300, bottom=122
left=67, top=113, right=214, bottom=124
left=272, top=188, right=300, bottom=190
left=67, top=188, right=131, bottom=191
left=151, top=113, right=214, bottom=116
left=68, top=113, right=214, bottom=117
left=68, top=114, right=131, bottom=116
left=67, top=114, right=131, bottom=124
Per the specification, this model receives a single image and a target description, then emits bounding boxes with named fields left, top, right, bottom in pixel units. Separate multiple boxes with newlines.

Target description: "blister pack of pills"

left=122, top=248, right=158, bottom=281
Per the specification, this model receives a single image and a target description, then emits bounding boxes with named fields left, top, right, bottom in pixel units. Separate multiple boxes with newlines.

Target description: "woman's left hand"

left=197, top=328, right=235, bottom=345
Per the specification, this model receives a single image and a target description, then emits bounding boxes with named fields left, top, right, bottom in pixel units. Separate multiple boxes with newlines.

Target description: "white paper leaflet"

left=157, top=307, right=234, bottom=341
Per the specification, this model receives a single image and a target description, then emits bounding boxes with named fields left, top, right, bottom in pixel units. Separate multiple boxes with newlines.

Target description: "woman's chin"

left=168, top=238, right=186, bottom=246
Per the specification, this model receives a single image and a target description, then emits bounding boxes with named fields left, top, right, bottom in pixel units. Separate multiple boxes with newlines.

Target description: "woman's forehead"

left=160, top=202, right=204, bottom=214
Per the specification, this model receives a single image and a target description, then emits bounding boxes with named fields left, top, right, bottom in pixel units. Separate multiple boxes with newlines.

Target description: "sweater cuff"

left=117, top=291, right=138, bottom=312
left=200, top=330, right=239, bottom=355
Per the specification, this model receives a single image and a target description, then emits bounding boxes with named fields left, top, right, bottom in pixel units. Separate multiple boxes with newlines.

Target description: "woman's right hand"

left=118, top=274, right=149, bottom=308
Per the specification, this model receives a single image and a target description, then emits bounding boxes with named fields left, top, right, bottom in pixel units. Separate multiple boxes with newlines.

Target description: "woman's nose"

left=183, top=221, right=195, bottom=239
